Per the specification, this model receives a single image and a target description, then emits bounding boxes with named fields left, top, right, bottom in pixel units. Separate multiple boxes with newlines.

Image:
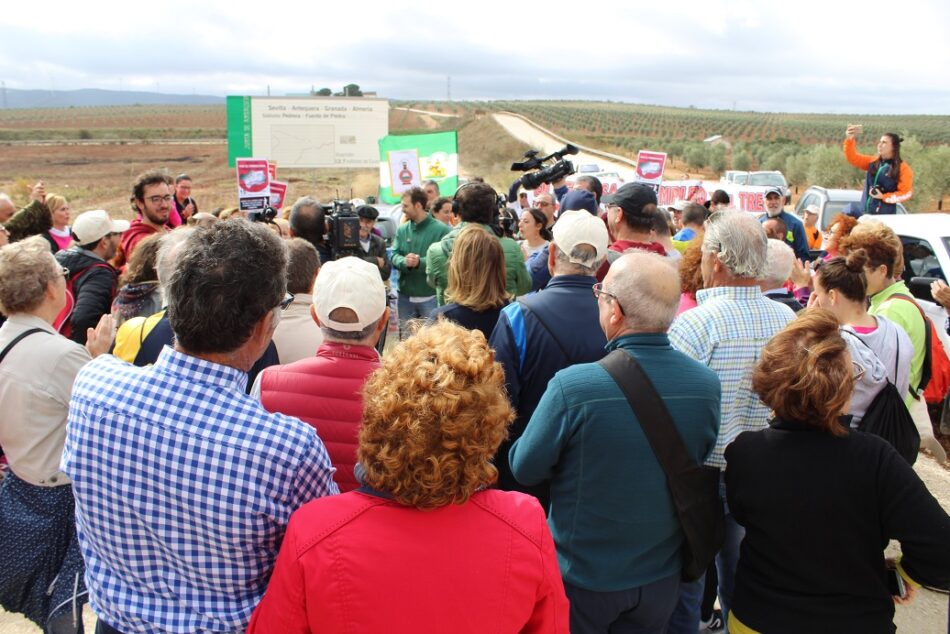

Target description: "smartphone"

left=887, top=568, right=906, bottom=597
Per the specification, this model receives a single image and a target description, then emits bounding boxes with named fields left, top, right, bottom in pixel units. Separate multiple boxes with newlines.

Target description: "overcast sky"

left=2, top=0, right=949, bottom=114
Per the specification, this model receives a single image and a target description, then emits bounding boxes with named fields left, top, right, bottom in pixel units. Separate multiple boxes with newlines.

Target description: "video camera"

left=248, top=206, right=278, bottom=224
left=511, top=144, right=579, bottom=190
left=323, top=200, right=361, bottom=251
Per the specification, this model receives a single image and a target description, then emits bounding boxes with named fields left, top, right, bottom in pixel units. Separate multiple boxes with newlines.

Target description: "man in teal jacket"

left=426, top=182, right=531, bottom=305
left=510, top=252, right=720, bottom=633
left=391, top=187, right=449, bottom=338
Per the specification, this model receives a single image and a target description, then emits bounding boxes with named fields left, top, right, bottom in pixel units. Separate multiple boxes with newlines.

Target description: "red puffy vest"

left=259, top=342, right=380, bottom=492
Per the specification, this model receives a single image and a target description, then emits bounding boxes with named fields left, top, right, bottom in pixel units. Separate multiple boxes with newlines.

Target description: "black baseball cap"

left=764, top=186, right=783, bottom=198
left=356, top=205, right=379, bottom=220
left=603, top=182, right=658, bottom=216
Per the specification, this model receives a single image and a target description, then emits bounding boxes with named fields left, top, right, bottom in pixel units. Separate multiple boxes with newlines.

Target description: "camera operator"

left=289, top=197, right=331, bottom=264
left=331, top=205, right=391, bottom=282
left=426, top=182, right=531, bottom=307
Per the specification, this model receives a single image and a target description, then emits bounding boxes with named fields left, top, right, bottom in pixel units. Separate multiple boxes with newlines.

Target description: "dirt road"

left=492, top=112, right=700, bottom=182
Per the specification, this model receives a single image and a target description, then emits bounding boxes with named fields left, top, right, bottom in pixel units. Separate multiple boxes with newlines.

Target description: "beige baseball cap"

left=313, top=257, right=386, bottom=332
left=804, top=204, right=820, bottom=216
left=71, top=209, right=130, bottom=244
left=552, top=209, right=609, bottom=265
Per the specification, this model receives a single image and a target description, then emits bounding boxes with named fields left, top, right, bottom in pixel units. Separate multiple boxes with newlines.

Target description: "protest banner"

left=236, top=157, right=271, bottom=212
left=378, top=131, right=458, bottom=203
left=634, top=150, right=667, bottom=192
left=269, top=180, right=288, bottom=209
left=659, top=180, right=773, bottom=213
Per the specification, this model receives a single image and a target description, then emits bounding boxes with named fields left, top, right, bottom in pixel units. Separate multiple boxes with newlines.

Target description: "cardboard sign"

left=388, top=149, right=421, bottom=195
left=268, top=161, right=277, bottom=181
left=635, top=151, right=667, bottom=191
left=236, top=157, right=271, bottom=212
left=269, top=180, right=288, bottom=209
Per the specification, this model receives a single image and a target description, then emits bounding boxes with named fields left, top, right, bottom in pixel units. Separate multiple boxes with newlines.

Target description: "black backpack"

left=844, top=330, right=920, bottom=464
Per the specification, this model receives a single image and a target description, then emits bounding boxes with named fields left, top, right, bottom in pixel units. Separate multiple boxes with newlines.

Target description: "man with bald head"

left=510, top=252, right=721, bottom=634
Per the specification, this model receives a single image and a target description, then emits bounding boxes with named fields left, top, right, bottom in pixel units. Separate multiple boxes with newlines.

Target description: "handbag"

left=843, top=330, right=920, bottom=464
left=598, top=349, right=724, bottom=582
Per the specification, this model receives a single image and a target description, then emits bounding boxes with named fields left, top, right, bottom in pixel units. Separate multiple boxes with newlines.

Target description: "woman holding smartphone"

left=843, top=124, right=914, bottom=215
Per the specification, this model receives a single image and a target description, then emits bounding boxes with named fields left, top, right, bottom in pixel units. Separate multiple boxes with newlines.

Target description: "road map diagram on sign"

left=268, top=125, right=336, bottom=166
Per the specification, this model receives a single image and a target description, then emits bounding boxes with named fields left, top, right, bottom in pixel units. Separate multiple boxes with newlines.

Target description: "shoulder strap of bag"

left=0, top=328, right=47, bottom=365
left=598, top=348, right=697, bottom=478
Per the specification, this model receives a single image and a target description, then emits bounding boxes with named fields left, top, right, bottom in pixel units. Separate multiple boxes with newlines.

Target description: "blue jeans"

left=666, top=473, right=745, bottom=633
left=397, top=293, right=437, bottom=339
left=566, top=572, right=680, bottom=634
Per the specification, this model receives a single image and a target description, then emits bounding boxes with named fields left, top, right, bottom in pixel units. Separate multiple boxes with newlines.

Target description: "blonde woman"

left=430, top=224, right=510, bottom=340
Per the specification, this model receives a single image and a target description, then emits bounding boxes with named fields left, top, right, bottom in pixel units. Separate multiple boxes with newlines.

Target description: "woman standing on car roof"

left=843, top=125, right=914, bottom=215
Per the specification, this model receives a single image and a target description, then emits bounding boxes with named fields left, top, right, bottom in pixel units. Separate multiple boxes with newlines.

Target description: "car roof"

left=868, top=213, right=950, bottom=238
left=817, top=188, right=861, bottom=200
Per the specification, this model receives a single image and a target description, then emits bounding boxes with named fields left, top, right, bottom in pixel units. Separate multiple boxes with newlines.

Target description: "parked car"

left=577, top=163, right=602, bottom=174
left=375, top=203, right=403, bottom=246
left=795, top=186, right=908, bottom=231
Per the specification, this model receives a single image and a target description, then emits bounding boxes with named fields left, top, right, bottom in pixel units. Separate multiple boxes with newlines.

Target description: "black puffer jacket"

left=55, top=246, right=117, bottom=345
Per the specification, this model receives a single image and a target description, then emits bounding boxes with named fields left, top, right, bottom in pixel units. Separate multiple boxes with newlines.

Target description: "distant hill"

left=1, top=88, right=223, bottom=109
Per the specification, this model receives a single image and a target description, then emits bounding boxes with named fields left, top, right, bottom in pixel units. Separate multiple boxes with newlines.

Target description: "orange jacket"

left=843, top=138, right=914, bottom=205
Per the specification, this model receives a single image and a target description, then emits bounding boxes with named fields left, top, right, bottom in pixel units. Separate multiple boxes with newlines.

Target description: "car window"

left=900, top=237, right=945, bottom=283
left=796, top=193, right=818, bottom=216
left=822, top=202, right=852, bottom=230
left=748, top=173, right=786, bottom=187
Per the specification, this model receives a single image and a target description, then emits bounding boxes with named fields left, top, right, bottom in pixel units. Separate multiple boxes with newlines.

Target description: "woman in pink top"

left=808, top=249, right=912, bottom=426
left=43, top=194, right=72, bottom=253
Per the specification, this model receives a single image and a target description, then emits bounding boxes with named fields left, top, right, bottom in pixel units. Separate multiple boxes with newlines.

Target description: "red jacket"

left=260, top=342, right=379, bottom=492
left=114, top=216, right=164, bottom=270
left=247, top=489, right=569, bottom=633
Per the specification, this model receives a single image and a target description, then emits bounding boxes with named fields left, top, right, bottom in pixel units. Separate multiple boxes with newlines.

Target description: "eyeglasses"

left=278, top=292, right=295, bottom=310
left=146, top=195, right=174, bottom=205
left=592, top=282, right=625, bottom=314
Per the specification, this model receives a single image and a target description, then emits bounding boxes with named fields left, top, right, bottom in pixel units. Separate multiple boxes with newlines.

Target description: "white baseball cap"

left=804, top=204, right=820, bottom=216
left=313, top=257, right=386, bottom=332
left=552, top=209, right=609, bottom=265
left=72, top=209, right=130, bottom=244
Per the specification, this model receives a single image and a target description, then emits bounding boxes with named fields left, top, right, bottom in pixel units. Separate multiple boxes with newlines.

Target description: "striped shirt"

left=62, top=347, right=339, bottom=633
left=669, top=286, right=795, bottom=468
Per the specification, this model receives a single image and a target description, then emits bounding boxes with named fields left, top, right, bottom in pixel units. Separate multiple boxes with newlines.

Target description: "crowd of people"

left=0, top=125, right=948, bottom=634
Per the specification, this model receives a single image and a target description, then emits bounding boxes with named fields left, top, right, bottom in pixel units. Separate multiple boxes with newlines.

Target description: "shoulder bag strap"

left=598, top=349, right=697, bottom=478
left=0, top=328, right=47, bottom=365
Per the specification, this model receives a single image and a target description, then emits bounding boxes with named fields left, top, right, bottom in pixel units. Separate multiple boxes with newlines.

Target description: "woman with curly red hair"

left=248, top=320, right=569, bottom=633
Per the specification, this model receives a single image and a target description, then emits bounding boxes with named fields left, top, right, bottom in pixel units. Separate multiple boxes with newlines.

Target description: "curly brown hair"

left=839, top=220, right=903, bottom=278
left=752, top=308, right=852, bottom=436
left=358, top=320, right=514, bottom=509
left=679, top=235, right=705, bottom=298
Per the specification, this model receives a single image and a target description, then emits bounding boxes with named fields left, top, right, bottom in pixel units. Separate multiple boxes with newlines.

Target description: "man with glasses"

left=55, top=209, right=129, bottom=344
left=490, top=210, right=609, bottom=511
left=63, top=220, right=338, bottom=634
left=511, top=252, right=720, bottom=633
left=114, top=169, right=173, bottom=269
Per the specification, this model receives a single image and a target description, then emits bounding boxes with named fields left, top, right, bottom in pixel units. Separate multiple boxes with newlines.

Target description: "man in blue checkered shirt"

left=62, top=220, right=339, bottom=633
left=665, top=211, right=795, bottom=633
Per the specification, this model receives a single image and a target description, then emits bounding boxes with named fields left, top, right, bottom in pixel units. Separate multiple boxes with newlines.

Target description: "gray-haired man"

left=666, top=211, right=795, bottom=631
